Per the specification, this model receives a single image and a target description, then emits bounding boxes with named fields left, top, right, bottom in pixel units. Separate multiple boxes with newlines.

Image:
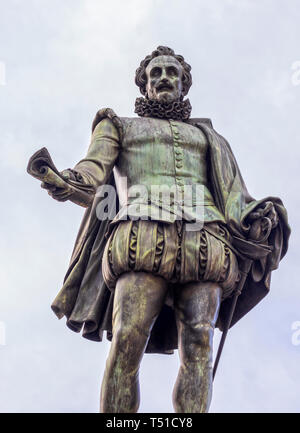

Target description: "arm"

left=43, top=118, right=120, bottom=207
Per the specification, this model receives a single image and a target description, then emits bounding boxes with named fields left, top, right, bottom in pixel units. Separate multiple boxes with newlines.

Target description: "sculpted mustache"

left=156, top=82, right=174, bottom=91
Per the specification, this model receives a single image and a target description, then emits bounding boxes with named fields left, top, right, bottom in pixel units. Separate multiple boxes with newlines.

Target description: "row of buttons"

left=169, top=120, right=184, bottom=189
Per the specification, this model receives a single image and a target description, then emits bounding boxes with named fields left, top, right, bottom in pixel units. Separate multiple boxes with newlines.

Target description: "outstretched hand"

left=41, top=170, right=74, bottom=202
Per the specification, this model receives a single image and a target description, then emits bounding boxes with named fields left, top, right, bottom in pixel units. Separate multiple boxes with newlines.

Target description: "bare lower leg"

left=172, top=281, right=221, bottom=413
left=100, top=272, right=168, bottom=413
left=100, top=327, right=143, bottom=413
left=173, top=323, right=214, bottom=412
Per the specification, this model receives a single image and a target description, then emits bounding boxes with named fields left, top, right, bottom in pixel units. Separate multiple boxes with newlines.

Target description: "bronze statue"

left=27, top=46, right=290, bottom=413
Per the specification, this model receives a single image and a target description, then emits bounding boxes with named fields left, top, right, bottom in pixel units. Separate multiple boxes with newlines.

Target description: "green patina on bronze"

left=28, top=46, right=290, bottom=413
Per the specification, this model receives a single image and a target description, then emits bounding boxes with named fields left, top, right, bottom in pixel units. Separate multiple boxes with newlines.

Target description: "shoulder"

left=189, top=118, right=228, bottom=146
left=91, top=107, right=125, bottom=141
left=92, top=110, right=163, bottom=142
left=93, top=117, right=119, bottom=139
left=188, top=117, right=213, bottom=129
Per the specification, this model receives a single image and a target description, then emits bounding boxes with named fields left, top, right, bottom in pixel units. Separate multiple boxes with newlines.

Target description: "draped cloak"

left=51, top=109, right=290, bottom=354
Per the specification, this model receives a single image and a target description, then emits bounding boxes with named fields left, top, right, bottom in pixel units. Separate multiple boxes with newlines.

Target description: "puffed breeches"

left=102, top=220, right=240, bottom=300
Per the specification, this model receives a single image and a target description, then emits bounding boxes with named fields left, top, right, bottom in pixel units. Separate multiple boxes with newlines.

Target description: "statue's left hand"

left=247, top=201, right=278, bottom=241
left=248, top=201, right=278, bottom=229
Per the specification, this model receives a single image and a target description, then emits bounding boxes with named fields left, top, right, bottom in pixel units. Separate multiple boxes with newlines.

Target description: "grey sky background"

left=0, top=0, right=299, bottom=412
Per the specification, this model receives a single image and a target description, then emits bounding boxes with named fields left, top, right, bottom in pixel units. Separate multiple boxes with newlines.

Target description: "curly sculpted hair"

left=135, top=46, right=192, bottom=98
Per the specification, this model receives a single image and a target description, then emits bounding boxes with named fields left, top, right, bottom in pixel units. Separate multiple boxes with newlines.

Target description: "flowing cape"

left=51, top=110, right=290, bottom=354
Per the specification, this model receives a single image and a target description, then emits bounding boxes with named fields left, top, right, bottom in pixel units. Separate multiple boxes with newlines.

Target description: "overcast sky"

left=0, top=0, right=300, bottom=413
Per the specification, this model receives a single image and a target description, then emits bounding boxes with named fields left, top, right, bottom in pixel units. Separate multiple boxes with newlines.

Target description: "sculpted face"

left=145, top=55, right=183, bottom=103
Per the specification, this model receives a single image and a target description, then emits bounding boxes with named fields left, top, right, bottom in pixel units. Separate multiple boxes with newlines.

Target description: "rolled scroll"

left=27, top=147, right=95, bottom=207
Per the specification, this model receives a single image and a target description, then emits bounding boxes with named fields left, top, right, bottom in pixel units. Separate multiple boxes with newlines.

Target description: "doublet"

left=74, top=116, right=238, bottom=297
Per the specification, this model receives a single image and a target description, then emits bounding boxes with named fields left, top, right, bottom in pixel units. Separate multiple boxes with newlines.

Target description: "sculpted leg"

left=172, top=281, right=222, bottom=413
left=100, top=271, right=168, bottom=413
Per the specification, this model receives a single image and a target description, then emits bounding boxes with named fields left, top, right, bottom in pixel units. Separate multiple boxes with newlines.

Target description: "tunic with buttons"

left=112, top=117, right=225, bottom=224
left=73, top=116, right=239, bottom=298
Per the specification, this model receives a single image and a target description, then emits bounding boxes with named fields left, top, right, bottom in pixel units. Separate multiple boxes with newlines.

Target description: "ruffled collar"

left=134, top=97, right=192, bottom=121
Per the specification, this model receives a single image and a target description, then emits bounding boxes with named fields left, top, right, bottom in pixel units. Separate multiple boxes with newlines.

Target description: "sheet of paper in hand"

left=27, top=147, right=95, bottom=207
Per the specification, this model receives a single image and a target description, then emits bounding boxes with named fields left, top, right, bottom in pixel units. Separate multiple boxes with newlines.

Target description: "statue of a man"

left=35, top=46, right=290, bottom=413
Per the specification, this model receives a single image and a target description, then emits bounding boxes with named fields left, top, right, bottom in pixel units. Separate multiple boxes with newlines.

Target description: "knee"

left=112, top=323, right=150, bottom=353
left=180, top=322, right=214, bottom=363
left=192, top=322, right=214, bottom=349
left=106, top=325, right=148, bottom=375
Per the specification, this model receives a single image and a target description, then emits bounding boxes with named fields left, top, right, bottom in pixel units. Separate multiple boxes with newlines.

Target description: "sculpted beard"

left=135, top=97, right=192, bottom=121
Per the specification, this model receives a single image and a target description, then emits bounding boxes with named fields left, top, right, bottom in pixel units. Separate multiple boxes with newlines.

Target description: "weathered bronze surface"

left=28, top=46, right=290, bottom=413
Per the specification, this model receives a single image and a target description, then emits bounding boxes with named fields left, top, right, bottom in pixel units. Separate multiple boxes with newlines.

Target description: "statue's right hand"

left=41, top=169, right=74, bottom=202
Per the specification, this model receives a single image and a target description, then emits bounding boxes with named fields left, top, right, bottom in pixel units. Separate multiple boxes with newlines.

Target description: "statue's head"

left=135, top=46, right=192, bottom=103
